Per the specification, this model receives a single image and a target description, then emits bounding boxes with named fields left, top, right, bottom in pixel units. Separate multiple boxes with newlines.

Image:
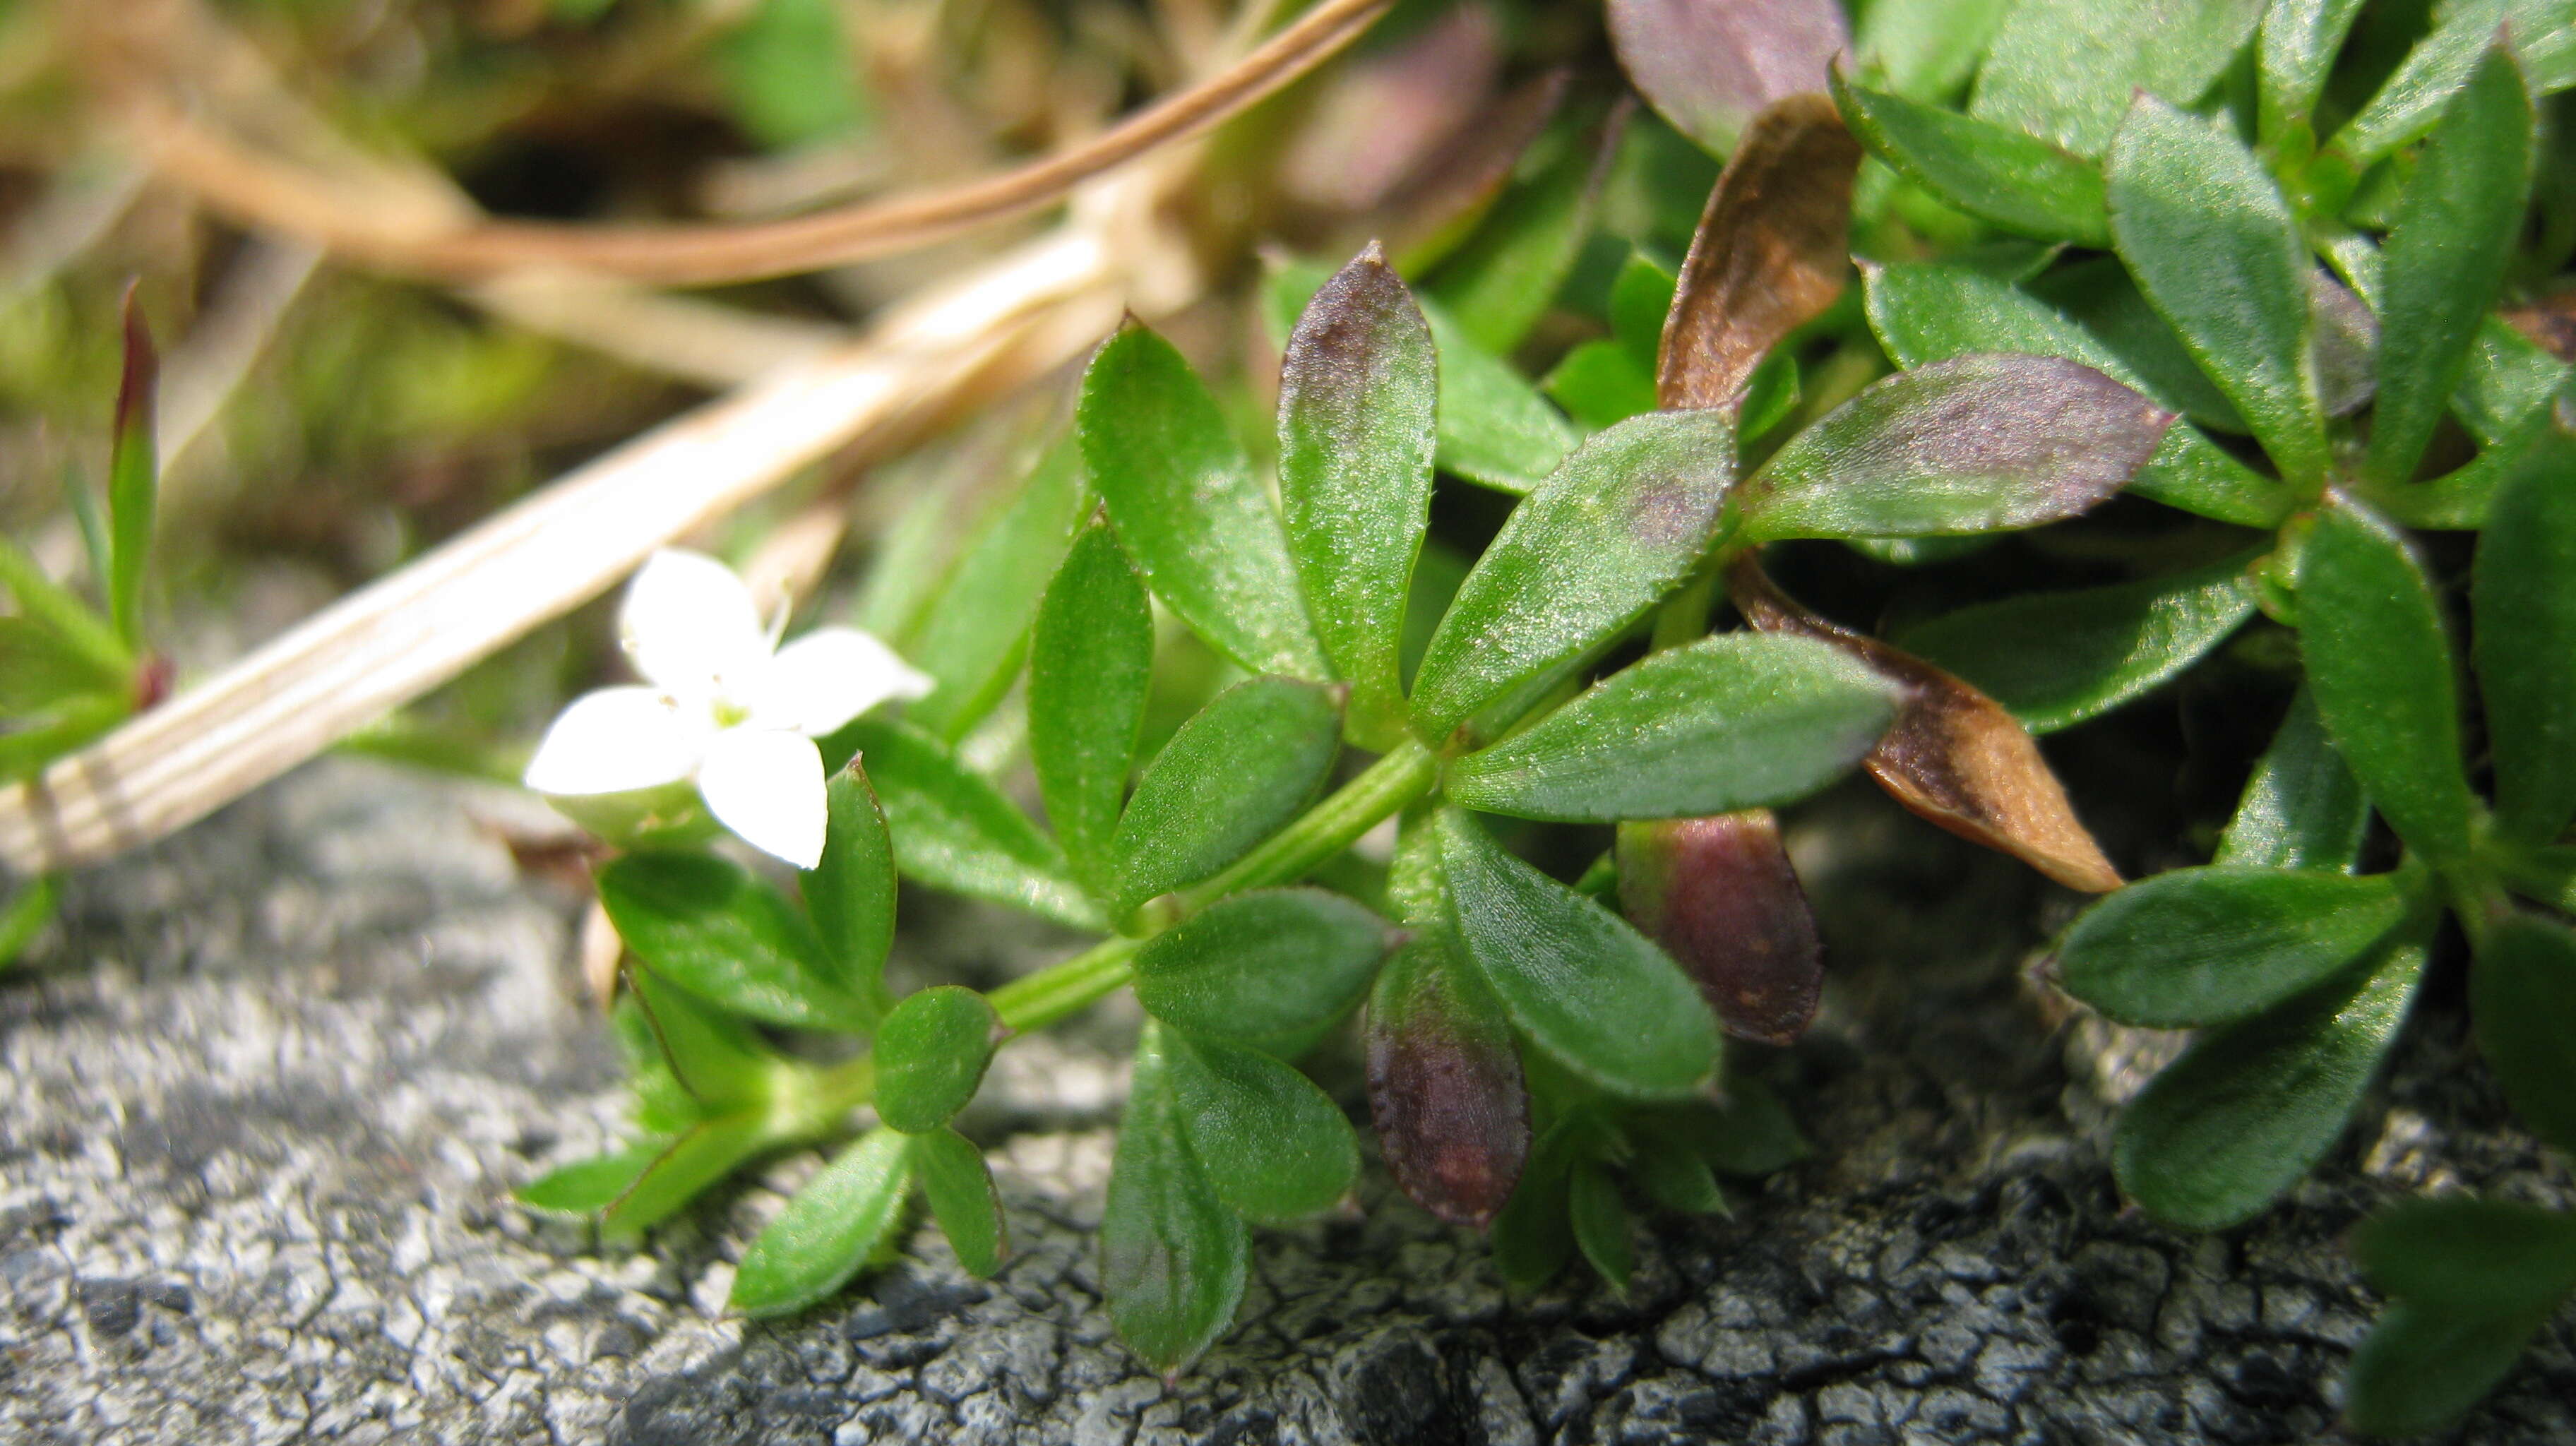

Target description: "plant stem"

left=990, top=934, right=1143, bottom=1032
left=1177, top=739, right=1438, bottom=911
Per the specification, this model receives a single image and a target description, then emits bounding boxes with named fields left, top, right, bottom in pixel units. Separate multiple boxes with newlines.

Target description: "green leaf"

left=1490, top=1119, right=1580, bottom=1290
left=1736, top=352, right=1801, bottom=444
left=2106, top=96, right=2328, bottom=488
left=0, top=873, right=57, bottom=969
left=2215, top=686, right=2371, bottom=872
left=0, top=532, right=130, bottom=690
left=1437, top=808, right=1719, bottom=1099
left=1891, top=551, right=2260, bottom=733
left=0, top=617, right=119, bottom=714
left=597, top=852, right=876, bottom=1033
left=809, top=765, right=896, bottom=1005
left=621, top=967, right=773, bottom=1117
left=1736, top=354, right=2171, bottom=540
left=2471, top=913, right=2576, bottom=1154
left=1102, top=1025, right=1247, bottom=1373
left=1852, top=0, right=2010, bottom=102
left=1428, top=122, right=1610, bottom=354
left=2299, top=499, right=2479, bottom=864
left=2035, top=255, right=2270, bottom=436
left=1078, top=325, right=1326, bottom=679
left=873, top=985, right=1003, bottom=1135
left=2473, top=407, right=2576, bottom=844
left=602, top=1113, right=774, bottom=1237
left=2366, top=44, right=2536, bottom=486
left=1862, top=261, right=2284, bottom=526
left=2056, top=865, right=2416, bottom=1027
left=1411, top=411, right=1737, bottom=746
left=1164, top=1033, right=1359, bottom=1222
left=1635, top=1078, right=1810, bottom=1178
left=721, top=0, right=868, bottom=149
left=902, top=437, right=1087, bottom=741
left=911, top=1128, right=1007, bottom=1277
left=1544, top=340, right=1659, bottom=429
left=835, top=720, right=1099, bottom=929
left=1109, top=676, right=1342, bottom=914
left=1445, top=633, right=1900, bottom=822
left=516, top=1147, right=658, bottom=1217
left=1609, top=251, right=1679, bottom=362
left=730, top=1130, right=914, bottom=1316
left=1568, top=1159, right=1635, bottom=1290
left=2459, top=317, right=2572, bottom=446
left=1629, top=1130, right=1729, bottom=1215
left=2344, top=1299, right=2561, bottom=1438
left=2329, top=0, right=2563, bottom=168
left=1028, top=521, right=1152, bottom=900
left=2256, top=0, right=2368, bottom=149
left=2113, top=931, right=2426, bottom=1229
left=2354, top=1197, right=2576, bottom=1315
left=1132, top=888, right=1390, bottom=1047
left=109, top=292, right=156, bottom=652
left=1279, top=249, right=1438, bottom=747
left=1833, top=71, right=2110, bottom=246
left=1365, top=920, right=1530, bottom=1227
left=1969, top=0, right=2266, bottom=156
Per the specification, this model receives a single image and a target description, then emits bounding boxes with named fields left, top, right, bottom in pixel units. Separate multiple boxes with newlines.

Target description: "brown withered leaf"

left=1617, top=812, right=1823, bottom=1046
left=1365, top=931, right=1530, bottom=1228
left=2505, top=292, right=2576, bottom=364
left=1656, top=93, right=1862, bottom=413
left=1608, top=0, right=1848, bottom=159
left=1726, top=558, right=2123, bottom=893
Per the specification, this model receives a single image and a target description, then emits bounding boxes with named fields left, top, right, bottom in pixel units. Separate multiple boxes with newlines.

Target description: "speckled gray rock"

left=3, top=759, right=2571, bottom=1445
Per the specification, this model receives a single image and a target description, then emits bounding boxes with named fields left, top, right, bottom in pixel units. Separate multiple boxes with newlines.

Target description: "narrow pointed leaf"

left=903, top=437, right=1088, bottom=739
left=601, top=1113, right=773, bottom=1237
left=1412, top=411, right=1736, bottom=746
left=2106, top=97, right=2328, bottom=488
left=2216, top=687, right=2371, bottom=872
left=1568, top=1160, right=1635, bottom=1289
left=2298, top=499, right=2477, bottom=864
left=1366, top=927, right=1530, bottom=1227
left=1850, top=0, right=2010, bottom=102
left=2470, top=913, right=2576, bottom=1154
left=835, top=720, right=1099, bottom=928
left=109, top=288, right=157, bottom=652
left=1630, top=1132, right=1729, bottom=1216
left=2329, top=0, right=2568, bottom=168
left=597, top=852, right=876, bottom=1033
left=1133, top=888, right=1391, bottom=1046
left=1102, top=1027, right=1248, bottom=1373
left=2057, top=865, right=2415, bottom=1027
left=1688, top=1076, right=1809, bottom=1175
left=1606, top=0, right=1847, bottom=155
left=1110, top=677, right=1341, bottom=913
left=1657, top=95, right=1861, bottom=412
left=1491, top=1120, right=1580, bottom=1289
left=2473, top=405, right=2576, bottom=844
left=518, top=1147, right=660, bottom=1217
left=621, top=967, right=773, bottom=1116
left=1438, top=808, right=1720, bottom=1099
left=2345, top=1300, right=2563, bottom=1438
left=1736, top=354, right=2172, bottom=541
left=2368, top=47, right=2536, bottom=486
left=1030, top=521, right=1153, bottom=899
left=2354, top=1197, right=2576, bottom=1316
left=1833, top=71, right=2109, bottom=246
left=1618, top=811, right=1823, bottom=1046
left=1164, top=1033, right=1359, bottom=1222
left=1971, top=0, right=2265, bottom=157
left=731, top=1130, right=914, bottom=1315
left=2459, top=316, right=2572, bottom=447
left=2113, top=933, right=2426, bottom=1230
left=2257, top=0, right=2369, bottom=148
left=1429, top=119, right=1616, bottom=355
left=809, top=764, right=896, bottom=1000
left=1079, top=326, right=1326, bottom=679
left=1729, top=560, right=2123, bottom=892
left=1447, top=633, right=1900, bottom=822
left=1891, top=551, right=2260, bottom=733
left=912, top=1128, right=1008, bottom=1277
left=1278, top=248, right=1437, bottom=746
left=873, top=985, right=1003, bottom=1135
left=1863, top=261, right=2285, bottom=526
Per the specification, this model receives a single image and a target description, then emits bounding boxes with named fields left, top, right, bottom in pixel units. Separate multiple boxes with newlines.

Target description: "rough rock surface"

left=3, top=758, right=2571, bottom=1445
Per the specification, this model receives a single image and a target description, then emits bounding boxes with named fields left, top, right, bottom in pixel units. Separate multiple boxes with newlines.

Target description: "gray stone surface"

left=4, top=758, right=2572, bottom=1445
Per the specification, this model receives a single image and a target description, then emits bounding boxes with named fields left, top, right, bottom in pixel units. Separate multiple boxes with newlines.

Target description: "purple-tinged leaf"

left=1366, top=928, right=1530, bottom=1227
left=1617, top=811, right=1822, bottom=1046
left=1607, top=0, right=1848, bottom=156
left=109, top=285, right=157, bottom=652
left=1736, top=354, right=2173, bottom=540
left=1657, top=94, right=1861, bottom=413
left=1728, top=558, right=2124, bottom=894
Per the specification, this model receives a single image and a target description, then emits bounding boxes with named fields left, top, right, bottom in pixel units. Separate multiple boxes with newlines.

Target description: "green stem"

left=1176, top=739, right=1438, bottom=912
left=989, top=934, right=1141, bottom=1032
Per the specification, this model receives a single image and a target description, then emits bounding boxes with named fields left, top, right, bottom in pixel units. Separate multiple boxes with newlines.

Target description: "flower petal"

left=621, top=549, right=770, bottom=700
left=698, top=729, right=828, bottom=868
left=524, top=687, right=707, bottom=795
left=743, top=626, right=936, bottom=736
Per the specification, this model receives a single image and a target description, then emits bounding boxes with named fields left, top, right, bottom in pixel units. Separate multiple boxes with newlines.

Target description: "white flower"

left=524, top=549, right=932, bottom=868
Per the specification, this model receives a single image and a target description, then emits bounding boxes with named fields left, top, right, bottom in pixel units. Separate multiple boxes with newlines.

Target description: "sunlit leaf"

left=809, top=764, right=896, bottom=1006
left=597, top=852, right=876, bottom=1033
left=1164, top=1032, right=1359, bottom=1222
left=1971, top=0, right=2265, bottom=157
left=1851, top=0, right=2010, bottom=102
left=835, top=720, right=1099, bottom=928
left=2256, top=0, right=2368, bottom=149
left=1132, top=888, right=1391, bottom=1047
left=602, top=1112, right=773, bottom=1238
left=1833, top=71, right=2109, bottom=246
left=1029, top=521, right=1153, bottom=901
left=902, top=438, right=1087, bottom=741
left=873, top=985, right=1003, bottom=1135
left=731, top=1130, right=913, bottom=1315
left=517, top=1146, right=659, bottom=1217
left=2215, top=687, right=2371, bottom=873
left=1102, top=1026, right=1247, bottom=1373
left=912, top=1128, right=1008, bottom=1277
left=1110, top=677, right=1341, bottom=914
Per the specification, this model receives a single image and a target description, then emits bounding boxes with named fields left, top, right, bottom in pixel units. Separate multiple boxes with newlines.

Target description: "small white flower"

left=524, top=549, right=932, bottom=868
